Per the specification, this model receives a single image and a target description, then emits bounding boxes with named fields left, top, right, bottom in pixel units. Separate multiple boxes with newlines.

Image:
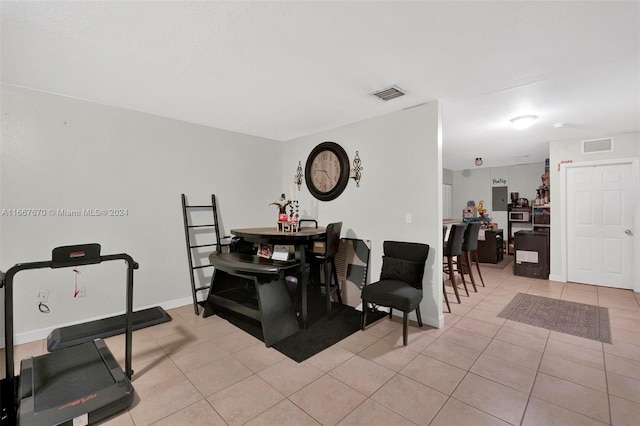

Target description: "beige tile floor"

left=3, top=263, right=639, bottom=425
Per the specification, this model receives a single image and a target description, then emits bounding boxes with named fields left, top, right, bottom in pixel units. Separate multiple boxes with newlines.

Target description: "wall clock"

left=305, top=141, right=350, bottom=201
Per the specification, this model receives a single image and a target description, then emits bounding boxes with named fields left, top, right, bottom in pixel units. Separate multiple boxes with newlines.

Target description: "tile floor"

left=3, top=262, right=639, bottom=425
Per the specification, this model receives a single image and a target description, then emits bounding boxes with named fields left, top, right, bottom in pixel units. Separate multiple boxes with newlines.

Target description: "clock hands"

left=314, top=168, right=331, bottom=178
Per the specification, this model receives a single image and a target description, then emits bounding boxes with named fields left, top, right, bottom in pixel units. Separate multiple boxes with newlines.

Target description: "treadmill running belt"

left=32, top=342, right=114, bottom=413
left=47, top=306, right=172, bottom=351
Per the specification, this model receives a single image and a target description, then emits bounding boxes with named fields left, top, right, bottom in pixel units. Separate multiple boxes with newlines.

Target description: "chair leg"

left=402, top=312, right=408, bottom=346
left=443, top=281, right=451, bottom=312
left=331, top=259, right=342, bottom=304
left=389, top=308, right=393, bottom=319
left=473, top=251, right=485, bottom=287
left=447, top=257, right=461, bottom=303
left=464, top=251, right=478, bottom=292
left=415, top=305, right=423, bottom=327
left=456, top=256, right=470, bottom=297
left=324, top=261, right=332, bottom=318
left=361, top=301, right=368, bottom=330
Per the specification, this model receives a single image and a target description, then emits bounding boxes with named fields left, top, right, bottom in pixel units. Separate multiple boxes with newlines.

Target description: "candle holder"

left=293, top=161, right=303, bottom=190
left=350, top=151, right=363, bottom=187
left=271, top=194, right=300, bottom=232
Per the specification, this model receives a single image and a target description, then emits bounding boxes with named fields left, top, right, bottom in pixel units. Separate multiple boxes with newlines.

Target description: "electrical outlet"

left=38, top=290, right=49, bottom=303
left=77, top=285, right=86, bottom=297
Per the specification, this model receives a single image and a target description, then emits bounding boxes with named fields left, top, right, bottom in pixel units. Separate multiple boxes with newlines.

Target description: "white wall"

left=549, top=131, right=640, bottom=282
left=282, top=102, right=444, bottom=327
left=0, top=84, right=284, bottom=344
left=451, top=162, right=545, bottom=231
left=1, top=86, right=445, bottom=345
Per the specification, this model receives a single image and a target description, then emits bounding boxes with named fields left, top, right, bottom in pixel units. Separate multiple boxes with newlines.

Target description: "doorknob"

left=625, top=229, right=633, bottom=236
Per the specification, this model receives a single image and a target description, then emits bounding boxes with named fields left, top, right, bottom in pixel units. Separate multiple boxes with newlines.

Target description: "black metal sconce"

left=294, top=161, right=303, bottom=190
left=350, top=151, right=363, bottom=187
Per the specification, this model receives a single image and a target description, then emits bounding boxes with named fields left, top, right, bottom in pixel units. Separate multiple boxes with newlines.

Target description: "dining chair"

left=461, top=221, right=484, bottom=290
left=307, top=221, right=343, bottom=318
left=361, top=241, right=430, bottom=346
left=443, top=223, right=468, bottom=304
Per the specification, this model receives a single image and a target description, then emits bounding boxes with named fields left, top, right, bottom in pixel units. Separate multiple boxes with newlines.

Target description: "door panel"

left=567, top=164, right=633, bottom=288
left=603, top=238, right=622, bottom=273
left=574, top=236, right=593, bottom=271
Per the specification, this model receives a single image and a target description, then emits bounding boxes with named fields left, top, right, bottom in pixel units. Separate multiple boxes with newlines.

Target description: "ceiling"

left=1, top=1, right=638, bottom=170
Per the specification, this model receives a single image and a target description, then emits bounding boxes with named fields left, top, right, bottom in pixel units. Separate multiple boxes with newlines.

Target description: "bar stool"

left=443, top=223, right=468, bottom=303
left=461, top=221, right=485, bottom=289
left=442, top=225, right=451, bottom=312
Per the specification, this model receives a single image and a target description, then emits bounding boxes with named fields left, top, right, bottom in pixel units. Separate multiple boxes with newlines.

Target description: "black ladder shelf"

left=181, top=194, right=228, bottom=315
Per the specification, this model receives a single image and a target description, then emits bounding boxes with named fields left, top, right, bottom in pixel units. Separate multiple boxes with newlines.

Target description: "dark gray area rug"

left=497, top=293, right=612, bottom=344
left=216, top=290, right=386, bottom=362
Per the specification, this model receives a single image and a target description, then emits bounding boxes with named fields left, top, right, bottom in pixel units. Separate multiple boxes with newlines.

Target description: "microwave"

left=509, top=211, right=530, bottom=222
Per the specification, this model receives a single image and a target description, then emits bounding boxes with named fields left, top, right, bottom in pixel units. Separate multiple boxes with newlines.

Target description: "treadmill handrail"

left=2, top=246, right=138, bottom=383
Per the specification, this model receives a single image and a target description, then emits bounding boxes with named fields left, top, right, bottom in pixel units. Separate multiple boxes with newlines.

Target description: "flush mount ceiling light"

left=510, top=115, right=538, bottom=129
left=475, top=157, right=483, bottom=166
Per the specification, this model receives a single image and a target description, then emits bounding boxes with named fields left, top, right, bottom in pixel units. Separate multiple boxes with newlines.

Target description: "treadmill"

left=1, top=244, right=138, bottom=426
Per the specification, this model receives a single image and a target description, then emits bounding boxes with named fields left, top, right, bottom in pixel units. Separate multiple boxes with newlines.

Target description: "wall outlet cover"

left=37, top=290, right=49, bottom=303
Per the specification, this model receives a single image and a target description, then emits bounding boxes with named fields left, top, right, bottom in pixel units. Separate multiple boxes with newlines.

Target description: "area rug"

left=498, top=293, right=612, bottom=343
left=216, top=291, right=386, bottom=362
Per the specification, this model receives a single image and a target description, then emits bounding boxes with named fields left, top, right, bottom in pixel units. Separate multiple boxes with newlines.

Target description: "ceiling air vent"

left=582, top=138, right=613, bottom=154
left=373, top=85, right=405, bottom=101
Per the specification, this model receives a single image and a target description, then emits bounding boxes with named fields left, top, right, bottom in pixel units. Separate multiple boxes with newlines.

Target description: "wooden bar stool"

left=443, top=223, right=468, bottom=303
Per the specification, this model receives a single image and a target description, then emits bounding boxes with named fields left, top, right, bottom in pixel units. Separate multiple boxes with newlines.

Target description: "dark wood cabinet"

left=477, top=229, right=504, bottom=263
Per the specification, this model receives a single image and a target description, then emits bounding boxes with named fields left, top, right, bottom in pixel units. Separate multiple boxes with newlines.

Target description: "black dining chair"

left=443, top=223, right=468, bottom=304
left=361, top=241, right=430, bottom=346
left=307, top=221, right=343, bottom=318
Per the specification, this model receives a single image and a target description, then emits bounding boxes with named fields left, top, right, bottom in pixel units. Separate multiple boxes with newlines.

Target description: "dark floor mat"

left=216, top=291, right=386, bottom=362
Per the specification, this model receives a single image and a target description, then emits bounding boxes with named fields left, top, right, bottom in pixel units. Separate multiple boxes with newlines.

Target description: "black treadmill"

left=1, top=244, right=138, bottom=426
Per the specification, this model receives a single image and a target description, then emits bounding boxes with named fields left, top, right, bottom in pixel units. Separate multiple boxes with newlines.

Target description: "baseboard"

left=548, top=274, right=563, bottom=283
left=421, top=313, right=441, bottom=328
left=8, top=296, right=194, bottom=347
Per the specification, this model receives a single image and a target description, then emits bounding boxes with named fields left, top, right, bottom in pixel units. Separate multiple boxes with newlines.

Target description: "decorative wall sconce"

left=293, top=161, right=303, bottom=190
left=350, top=151, right=363, bottom=187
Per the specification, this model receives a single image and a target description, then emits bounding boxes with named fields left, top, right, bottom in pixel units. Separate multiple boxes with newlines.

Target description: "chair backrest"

left=462, top=221, right=481, bottom=252
left=444, top=223, right=466, bottom=257
left=380, top=241, right=430, bottom=288
left=324, top=222, right=343, bottom=258
left=299, top=219, right=318, bottom=229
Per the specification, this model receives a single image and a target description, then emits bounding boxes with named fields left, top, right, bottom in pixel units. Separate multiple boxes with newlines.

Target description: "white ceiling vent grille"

left=582, top=138, right=613, bottom=154
left=373, top=85, right=405, bottom=101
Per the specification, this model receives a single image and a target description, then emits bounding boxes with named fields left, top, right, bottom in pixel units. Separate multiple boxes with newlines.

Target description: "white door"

left=567, top=163, right=634, bottom=288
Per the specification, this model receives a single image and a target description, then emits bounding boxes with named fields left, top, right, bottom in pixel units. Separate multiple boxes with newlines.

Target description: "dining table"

left=228, top=226, right=326, bottom=329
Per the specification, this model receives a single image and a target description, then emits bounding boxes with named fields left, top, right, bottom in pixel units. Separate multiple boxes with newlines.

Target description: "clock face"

left=310, top=150, right=341, bottom=193
left=305, top=142, right=350, bottom=201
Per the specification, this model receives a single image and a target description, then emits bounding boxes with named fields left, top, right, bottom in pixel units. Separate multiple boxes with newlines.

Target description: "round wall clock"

left=305, top=141, right=350, bottom=201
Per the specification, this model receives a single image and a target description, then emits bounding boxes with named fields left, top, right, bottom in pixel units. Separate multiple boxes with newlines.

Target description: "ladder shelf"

left=181, top=194, right=229, bottom=315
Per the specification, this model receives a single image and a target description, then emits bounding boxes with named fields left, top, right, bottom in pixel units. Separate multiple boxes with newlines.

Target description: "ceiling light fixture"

left=475, top=157, right=483, bottom=166
left=510, top=115, right=538, bottom=129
